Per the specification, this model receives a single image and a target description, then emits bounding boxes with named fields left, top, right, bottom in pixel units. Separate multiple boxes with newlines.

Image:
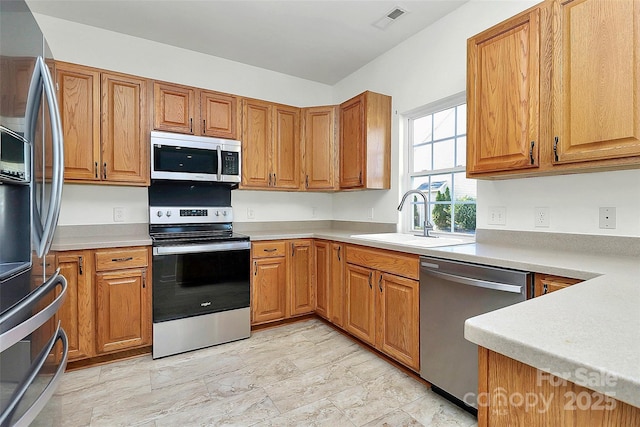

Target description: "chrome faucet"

left=397, top=190, right=436, bottom=238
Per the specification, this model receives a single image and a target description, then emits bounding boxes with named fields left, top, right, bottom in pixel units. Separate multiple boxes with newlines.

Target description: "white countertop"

left=52, top=223, right=640, bottom=408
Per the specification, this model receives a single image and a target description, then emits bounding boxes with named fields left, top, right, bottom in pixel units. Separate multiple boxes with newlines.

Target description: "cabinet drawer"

left=95, top=247, right=148, bottom=271
left=346, top=245, right=419, bottom=280
left=252, top=241, right=286, bottom=258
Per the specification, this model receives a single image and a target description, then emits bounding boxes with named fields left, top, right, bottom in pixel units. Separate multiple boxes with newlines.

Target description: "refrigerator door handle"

left=0, top=270, right=67, bottom=352
left=0, top=325, right=68, bottom=427
left=26, top=56, right=64, bottom=258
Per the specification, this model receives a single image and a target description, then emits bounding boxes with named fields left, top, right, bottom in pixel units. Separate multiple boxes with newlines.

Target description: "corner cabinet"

left=466, top=6, right=542, bottom=175
left=302, top=106, right=339, bottom=191
left=345, top=245, right=420, bottom=371
left=467, top=0, right=640, bottom=178
left=340, top=91, right=391, bottom=189
left=56, top=62, right=148, bottom=185
left=153, top=81, right=239, bottom=139
left=241, top=99, right=301, bottom=190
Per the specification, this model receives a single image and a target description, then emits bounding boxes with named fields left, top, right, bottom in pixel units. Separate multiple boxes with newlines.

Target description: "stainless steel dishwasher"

left=419, top=256, right=530, bottom=411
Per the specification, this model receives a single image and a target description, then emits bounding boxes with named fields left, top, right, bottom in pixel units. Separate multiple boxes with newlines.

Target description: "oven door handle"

left=153, top=241, right=251, bottom=256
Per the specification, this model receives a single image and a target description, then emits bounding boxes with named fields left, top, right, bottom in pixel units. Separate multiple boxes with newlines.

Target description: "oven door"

left=152, top=241, right=250, bottom=323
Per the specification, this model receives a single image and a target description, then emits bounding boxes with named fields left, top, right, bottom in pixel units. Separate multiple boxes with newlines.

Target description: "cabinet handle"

left=263, top=248, right=278, bottom=253
left=111, top=257, right=133, bottom=262
left=305, top=175, right=309, bottom=188
left=203, top=119, right=206, bottom=134
left=254, top=261, right=257, bottom=276
left=378, top=274, right=383, bottom=292
left=273, top=173, right=277, bottom=186
left=337, top=246, right=341, bottom=261
left=358, top=171, right=362, bottom=185
left=103, top=162, right=107, bottom=180
left=291, top=243, right=295, bottom=257
left=94, top=162, right=98, bottom=179
left=543, top=283, right=548, bottom=295
left=142, top=271, right=146, bottom=288
left=553, top=136, right=559, bottom=162
left=190, top=118, right=193, bottom=133
left=368, top=271, right=372, bottom=289
left=78, top=256, right=83, bottom=275
left=529, top=141, right=535, bottom=165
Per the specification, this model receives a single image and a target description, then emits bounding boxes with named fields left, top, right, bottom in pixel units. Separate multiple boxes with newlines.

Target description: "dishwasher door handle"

left=422, top=268, right=523, bottom=294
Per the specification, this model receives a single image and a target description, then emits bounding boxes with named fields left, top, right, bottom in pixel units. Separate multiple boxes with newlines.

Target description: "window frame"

left=403, top=91, right=475, bottom=235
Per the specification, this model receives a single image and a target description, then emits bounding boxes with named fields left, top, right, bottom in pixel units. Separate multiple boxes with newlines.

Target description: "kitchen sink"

left=350, top=232, right=472, bottom=248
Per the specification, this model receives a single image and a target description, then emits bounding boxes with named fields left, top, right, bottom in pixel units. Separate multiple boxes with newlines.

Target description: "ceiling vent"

left=373, top=6, right=408, bottom=30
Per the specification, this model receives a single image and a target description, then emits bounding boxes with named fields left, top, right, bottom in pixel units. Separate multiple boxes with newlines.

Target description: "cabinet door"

left=340, top=94, right=365, bottom=188
left=56, top=63, right=101, bottom=181
left=329, top=243, right=345, bottom=328
left=56, top=251, right=94, bottom=360
left=467, top=7, right=541, bottom=174
left=289, top=240, right=314, bottom=316
left=252, top=257, right=286, bottom=324
left=303, top=106, right=338, bottom=190
left=534, top=274, right=582, bottom=297
left=273, top=105, right=301, bottom=189
left=552, top=0, right=640, bottom=164
left=242, top=99, right=271, bottom=188
left=101, top=73, right=148, bottom=184
left=153, top=82, right=196, bottom=134
left=201, top=90, right=237, bottom=139
left=95, top=268, right=150, bottom=354
left=345, top=263, right=375, bottom=345
left=378, top=273, right=420, bottom=371
left=314, top=241, right=330, bottom=319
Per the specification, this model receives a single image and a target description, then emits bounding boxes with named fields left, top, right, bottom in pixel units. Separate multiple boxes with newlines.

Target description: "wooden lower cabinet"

left=328, top=243, right=345, bottom=327
left=56, top=251, right=94, bottom=360
left=95, top=268, right=150, bottom=354
left=252, top=257, right=287, bottom=324
left=289, top=240, right=314, bottom=316
left=55, top=246, right=151, bottom=363
left=344, top=245, right=420, bottom=371
left=534, top=274, right=582, bottom=297
left=314, top=241, right=330, bottom=319
left=478, top=347, right=640, bottom=426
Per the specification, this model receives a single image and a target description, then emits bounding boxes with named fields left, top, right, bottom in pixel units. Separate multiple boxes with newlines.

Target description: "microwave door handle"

left=216, top=145, right=222, bottom=182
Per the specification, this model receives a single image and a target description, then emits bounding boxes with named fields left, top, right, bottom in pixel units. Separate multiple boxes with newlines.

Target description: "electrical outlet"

left=113, top=207, right=124, bottom=222
left=534, top=207, right=550, bottom=228
left=488, top=206, right=506, bottom=225
left=599, top=207, right=616, bottom=229
left=247, top=208, right=255, bottom=219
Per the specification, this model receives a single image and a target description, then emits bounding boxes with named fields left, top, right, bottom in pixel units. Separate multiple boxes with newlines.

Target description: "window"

left=406, top=93, right=476, bottom=234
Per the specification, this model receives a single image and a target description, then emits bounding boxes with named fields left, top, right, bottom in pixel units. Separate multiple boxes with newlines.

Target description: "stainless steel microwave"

left=150, top=131, right=241, bottom=183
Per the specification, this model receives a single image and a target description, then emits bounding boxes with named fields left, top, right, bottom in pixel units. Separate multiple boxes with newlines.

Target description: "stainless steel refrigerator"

left=0, top=0, right=67, bottom=425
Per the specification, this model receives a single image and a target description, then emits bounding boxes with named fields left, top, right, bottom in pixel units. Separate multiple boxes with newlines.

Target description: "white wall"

left=33, top=14, right=335, bottom=225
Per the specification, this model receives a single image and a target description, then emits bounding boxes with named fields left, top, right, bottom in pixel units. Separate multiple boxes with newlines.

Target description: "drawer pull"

left=263, top=248, right=278, bottom=253
left=111, top=257, right=133, bottom=262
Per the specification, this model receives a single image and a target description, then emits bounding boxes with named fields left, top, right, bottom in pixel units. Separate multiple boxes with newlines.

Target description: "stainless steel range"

left=149, top=183, right=250, bottom=359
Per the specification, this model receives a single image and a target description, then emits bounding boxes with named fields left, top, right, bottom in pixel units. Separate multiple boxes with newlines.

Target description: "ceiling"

left=26, top=0, right=468, bottom=85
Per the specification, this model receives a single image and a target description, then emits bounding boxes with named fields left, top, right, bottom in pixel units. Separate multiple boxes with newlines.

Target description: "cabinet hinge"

left=553, top=137, right=559, bottom=162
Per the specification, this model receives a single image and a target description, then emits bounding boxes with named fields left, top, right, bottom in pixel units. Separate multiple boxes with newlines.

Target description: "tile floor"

left=37, top=319, right=478, bottom=426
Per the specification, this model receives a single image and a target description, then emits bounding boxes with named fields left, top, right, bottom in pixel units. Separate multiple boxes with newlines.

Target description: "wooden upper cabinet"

left=153, top=82, right=196, bottom=134
left=339, top=91, right=391, bottom=190
left=242, top=98, right=272, bottom=188
left=200, top=90, right=238, bottom=139
left=552, top=0, right=640, bottom=164
left=303, top=106, right=339, bottom=191
left=467, top=6, right=541, bottom=175
left=56, top=63, right=101, bottom=181
left=101, top=73, right=148, bottom=184
left=241, top=99, right=301, bottom=190
left=273, top=105, right=301, bottom=189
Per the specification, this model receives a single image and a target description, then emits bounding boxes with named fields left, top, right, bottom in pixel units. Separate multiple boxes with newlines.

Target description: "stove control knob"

left=222, top=211, right=227, bottom=216
left=156, top=211, right=163, bottom=217
left=166, top=211, right=172, bottom=217
left=215, top=211, right=220, bottom=216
